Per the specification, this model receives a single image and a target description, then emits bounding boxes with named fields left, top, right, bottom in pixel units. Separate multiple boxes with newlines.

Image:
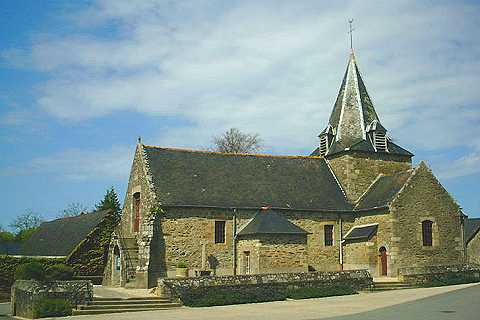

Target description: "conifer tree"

left=96, top=186, right=122, bottom=219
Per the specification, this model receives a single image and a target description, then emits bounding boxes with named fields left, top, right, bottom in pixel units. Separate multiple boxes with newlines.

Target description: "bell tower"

left=316, top=50, right=413, bottom=202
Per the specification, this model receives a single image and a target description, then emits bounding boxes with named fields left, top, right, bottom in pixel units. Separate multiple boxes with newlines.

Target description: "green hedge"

left=46, top=264, right=73, bottom=281
left=419, top=272, right=480, bottom=287
left=180, top=284, right=358, bottom=307
left=286, top=285, right=357, bottom=299
left=0, top=256, right=63, bottom=293
left=33, top=297, right=72, bottom=318
left=15, top=262, right=46, bottom=281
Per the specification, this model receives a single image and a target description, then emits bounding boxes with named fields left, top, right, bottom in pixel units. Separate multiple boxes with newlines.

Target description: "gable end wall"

left=390, top=164, right=463, bottom=270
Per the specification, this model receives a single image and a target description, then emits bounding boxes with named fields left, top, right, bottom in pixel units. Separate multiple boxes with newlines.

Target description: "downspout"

left=232, top=208, right=237, bottom=275
left=339, top=215, right=344, bottom=270
left=461, top=213, right=466, bottom=263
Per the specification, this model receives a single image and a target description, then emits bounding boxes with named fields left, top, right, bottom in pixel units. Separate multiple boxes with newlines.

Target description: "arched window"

left=133, top=192, right=141, bottom=232
left=422, top=220, right=433, bottom=246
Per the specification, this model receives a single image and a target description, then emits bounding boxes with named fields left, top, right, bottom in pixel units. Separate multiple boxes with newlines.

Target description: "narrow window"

left=243, top=251, right=250, bottom=275
left=422, top=220, right=433, bottom=246
left=215, top=221, right=226, bottom=243
left=324, top=225, right=334, bottom=246
left=133, top=192, right=141, bottom=232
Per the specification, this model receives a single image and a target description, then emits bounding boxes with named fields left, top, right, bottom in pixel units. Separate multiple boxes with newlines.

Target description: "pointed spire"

left=317, top=50, right=412, bottom=158
left=326, top=52, right=379, bottom=146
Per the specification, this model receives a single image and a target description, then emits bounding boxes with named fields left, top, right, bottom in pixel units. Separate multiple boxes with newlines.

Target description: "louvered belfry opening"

left=319, top=134, right=329, bottom=156
left=374, top=131, right=387, bottom=152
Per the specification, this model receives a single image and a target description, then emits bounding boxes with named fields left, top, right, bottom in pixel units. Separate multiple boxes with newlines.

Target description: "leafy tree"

left=58, top=202, right=88, bottom=218
left=213, top=128, right=262, bottom=154
left=9, top=210, right=42, bottom=239
left=0, top=230, right=16, bottom=255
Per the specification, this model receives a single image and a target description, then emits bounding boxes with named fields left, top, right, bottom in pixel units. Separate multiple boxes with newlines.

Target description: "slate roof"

left=355, top=170, right=414, bottom=210
left=317, top=51, right=413, bottom=158
left=465, top=218, right=480, bottom=244
left=21, top=210, right=109, bottom=257
left=344, top=224, right=378, bottom=241
left=143, top=147, right=352, bottom=211
left=311, top=139, right=413, bottom=157
left=237, top=208, right=309, bottom=236
left=0, top=241, right=23, bottom=255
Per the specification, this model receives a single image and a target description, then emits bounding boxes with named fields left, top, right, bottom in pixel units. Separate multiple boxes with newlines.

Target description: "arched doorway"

left=379, top=246, right=387, bottom=276
left=112, top=245, right=121, bottom=286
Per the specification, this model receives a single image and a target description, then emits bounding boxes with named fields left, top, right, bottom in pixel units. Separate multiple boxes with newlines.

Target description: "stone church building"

left=104, top=51, right=466, bottom=288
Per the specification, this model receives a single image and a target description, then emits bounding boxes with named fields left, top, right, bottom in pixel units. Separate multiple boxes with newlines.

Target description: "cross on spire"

left=348, top=19, right=354, bottom=50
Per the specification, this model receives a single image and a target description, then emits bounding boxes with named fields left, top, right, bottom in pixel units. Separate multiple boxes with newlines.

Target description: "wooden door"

left=379, top=247, right=387, bottom=276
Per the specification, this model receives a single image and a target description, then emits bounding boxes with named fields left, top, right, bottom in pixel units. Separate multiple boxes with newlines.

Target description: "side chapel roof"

left=143, top=146, right=352, bottom=211
left=465, top=218, right=480, bottom=244
left=21, top=209, right=109, bottom=257
left=237, top=208, right=309, bottom=236
left=355, top=169, right=414, bottom=210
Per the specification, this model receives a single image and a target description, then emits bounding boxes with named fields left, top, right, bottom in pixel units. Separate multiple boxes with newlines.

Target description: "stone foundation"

left=157, top=269, right=372, bottom=304
left=11, top=280, right=93, bottom=318
left=398, top=264, right=480, bottom=284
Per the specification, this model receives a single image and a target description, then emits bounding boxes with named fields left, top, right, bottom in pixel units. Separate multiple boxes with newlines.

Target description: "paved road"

left=65, top=283, right=480, bottom=320
left=322, top=284, right=480, bottom=320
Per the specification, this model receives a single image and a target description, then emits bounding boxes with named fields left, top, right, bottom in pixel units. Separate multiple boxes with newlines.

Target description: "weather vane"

left=348, top=19, right=354, bottom=50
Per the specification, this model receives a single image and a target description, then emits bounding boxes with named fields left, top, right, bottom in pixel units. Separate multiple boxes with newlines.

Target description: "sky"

left=1, top=0, right=479, bottom=227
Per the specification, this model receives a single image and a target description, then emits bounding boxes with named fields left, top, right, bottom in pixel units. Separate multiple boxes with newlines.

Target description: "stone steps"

left=73, top=297, right=181, bottom=315
left=369, top=281, right=416, bottom=291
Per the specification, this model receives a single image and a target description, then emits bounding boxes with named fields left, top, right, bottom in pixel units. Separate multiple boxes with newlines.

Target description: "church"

left=103, top=49, right=466, bottom=289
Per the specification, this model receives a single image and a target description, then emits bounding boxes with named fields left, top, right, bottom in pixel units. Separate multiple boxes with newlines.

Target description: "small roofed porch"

left=235, top=208, right=310, bottom=275
left=342, top=223, right=395, bottom=278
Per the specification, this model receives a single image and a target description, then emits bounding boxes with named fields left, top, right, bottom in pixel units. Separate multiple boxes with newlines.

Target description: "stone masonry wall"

left=327, top=152, right=411, bottom=202
left=11, top=280, right=93, bottom=318
left=236, top=238, right=260, bottom=275
left=342, top=210, right=393, bottom=276
left=157, top=208, right=348, bottom=278
left=105, top=144, right=158, bottom=288
left=391, top=163, right=464, bottom=271
left=157, top=269, right=373, bottom=305
left=398, top=264, right=480, bottom=285
left=467, top=233, right=480, bottom=265
left=237, top=234, right=308, bottom=274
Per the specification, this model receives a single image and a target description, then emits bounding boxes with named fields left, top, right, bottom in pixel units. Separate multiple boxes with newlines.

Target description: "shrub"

left=176, top=261, right=188, bottom=268
left=46, top=264, right=73, bottom=281
left=33, top=298, right=72, bottom=318
left=286, top=285, right=357, bottom=300
left=14, top=262, right=46, bottom=281
left=420, top=272, right=480, bottom=287
left=182, top=286, right=287, bottom=307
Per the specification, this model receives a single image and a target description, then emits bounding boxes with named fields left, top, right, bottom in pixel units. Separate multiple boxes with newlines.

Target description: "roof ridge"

left=142, top=144, right=322, bottom=159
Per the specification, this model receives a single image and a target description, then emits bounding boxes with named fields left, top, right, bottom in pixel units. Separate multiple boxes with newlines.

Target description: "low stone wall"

left=398, top=264, right=480, bottom=285
left=157, top=270, right=372, bottom=306
left=11, top=280, right=93, bottom=318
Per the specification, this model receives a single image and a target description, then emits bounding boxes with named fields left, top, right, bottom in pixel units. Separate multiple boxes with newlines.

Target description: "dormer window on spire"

left=319, top=125, right=335, bottom=156
left=367, top=120, right=388, bottom=152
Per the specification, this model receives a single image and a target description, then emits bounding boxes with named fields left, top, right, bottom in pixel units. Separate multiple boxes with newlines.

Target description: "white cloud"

left=0, top=146, right=134, bottom=181
left=2, top=0, right=480, bottom=163
left=437, top=152, right=480, bottom=179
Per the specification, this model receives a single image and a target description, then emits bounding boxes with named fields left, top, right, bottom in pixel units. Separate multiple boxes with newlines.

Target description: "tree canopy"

left=213, top=128, right=262, bottom=154
left=9, top=210, right=42, bottom=234
left=58, top=202, right=89, bottom=218
left=96, top=186, right=122, bottom=224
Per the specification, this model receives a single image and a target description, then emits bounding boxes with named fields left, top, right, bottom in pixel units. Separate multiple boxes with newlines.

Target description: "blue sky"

left=1, top=0, right=479, bottom=227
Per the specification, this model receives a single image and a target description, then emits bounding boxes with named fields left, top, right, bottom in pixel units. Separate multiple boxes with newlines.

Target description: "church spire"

left=317, top=48, right=413, bottom=158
